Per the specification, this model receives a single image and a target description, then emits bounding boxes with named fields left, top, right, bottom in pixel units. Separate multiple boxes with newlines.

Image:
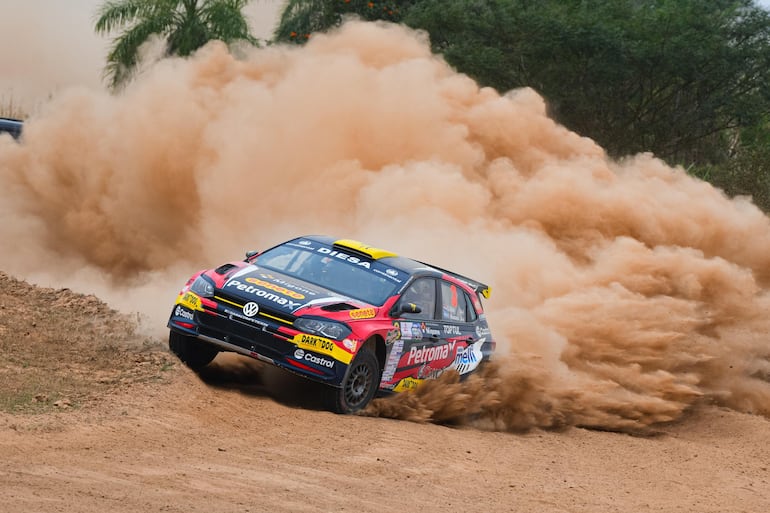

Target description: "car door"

left=438, top=280, right=486, bottom=376
left=379, top=277, right=449, bottom=391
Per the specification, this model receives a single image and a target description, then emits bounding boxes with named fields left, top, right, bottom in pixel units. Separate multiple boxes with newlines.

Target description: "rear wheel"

left=168, top=331, right=218, bottom=371
left=323, top=345, right=379, bottom=414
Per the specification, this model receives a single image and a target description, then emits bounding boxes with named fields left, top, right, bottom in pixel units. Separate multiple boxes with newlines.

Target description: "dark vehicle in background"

left=168, top=235, right=496, bottom=413
left=0, top=117, right=23, bottom=140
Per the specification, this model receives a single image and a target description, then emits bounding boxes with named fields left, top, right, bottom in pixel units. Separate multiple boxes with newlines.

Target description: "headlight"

left=294, top=317, right=351, bottom=341
left=189, top=275, right=215, bottom=298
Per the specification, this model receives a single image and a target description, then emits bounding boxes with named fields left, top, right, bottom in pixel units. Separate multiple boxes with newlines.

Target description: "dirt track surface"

left=2, top=274, right=770, bottom=513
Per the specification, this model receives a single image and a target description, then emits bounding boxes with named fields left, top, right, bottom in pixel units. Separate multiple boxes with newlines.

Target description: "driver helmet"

left=410, top=279, right=433, bottom=306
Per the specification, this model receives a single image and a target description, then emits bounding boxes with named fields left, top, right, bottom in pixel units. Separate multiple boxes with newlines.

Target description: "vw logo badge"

left=242, top=302, right=260, bottom=317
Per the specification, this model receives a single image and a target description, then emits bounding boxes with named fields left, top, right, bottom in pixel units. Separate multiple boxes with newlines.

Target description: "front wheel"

left=323, top=345, right=380, bottom=414
left=168, top=331, right=218, bottom=371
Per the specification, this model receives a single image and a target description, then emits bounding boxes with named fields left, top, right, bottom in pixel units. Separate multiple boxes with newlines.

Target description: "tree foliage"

left=274, top=0, right=416, bottom=42
left=95, top=0, right=258, bottom=89
left=403, top=0, right=770, bottom=167
left=274, top=0, right=770, bottom=207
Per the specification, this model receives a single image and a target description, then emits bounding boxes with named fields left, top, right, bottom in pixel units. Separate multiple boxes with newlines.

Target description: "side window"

left=465, top=293, right=478, bottom=322
left=400, top=278, right=437, bottom=320
left=440, top=281, right=468, bottom=323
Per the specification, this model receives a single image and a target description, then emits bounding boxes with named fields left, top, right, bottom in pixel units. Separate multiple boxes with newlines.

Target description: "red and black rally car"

left=168, top=236, right=495, bottom=413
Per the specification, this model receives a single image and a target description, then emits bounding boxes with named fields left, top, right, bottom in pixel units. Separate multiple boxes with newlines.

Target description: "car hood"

left=216, top=265, right=370, bottom=314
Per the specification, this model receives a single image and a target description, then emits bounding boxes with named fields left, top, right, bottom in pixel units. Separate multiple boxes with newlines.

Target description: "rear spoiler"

left=417, top=261, right=491, bottom=299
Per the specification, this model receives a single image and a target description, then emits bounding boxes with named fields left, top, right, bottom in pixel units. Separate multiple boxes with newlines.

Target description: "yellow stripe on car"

left=213, top=295, right=241, bottom=308
left=260, top=311, right=293, bottom=325
left=293, top=333, right=354, bottom=364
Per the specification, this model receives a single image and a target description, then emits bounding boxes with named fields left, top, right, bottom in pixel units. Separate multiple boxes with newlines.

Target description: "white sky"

left=0, top=0, right=285, bottom=110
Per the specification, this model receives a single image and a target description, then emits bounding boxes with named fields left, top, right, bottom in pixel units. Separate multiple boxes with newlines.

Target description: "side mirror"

left=391, top=302, right=422, bottom=317
left=245, top=250, right=259, bottom=262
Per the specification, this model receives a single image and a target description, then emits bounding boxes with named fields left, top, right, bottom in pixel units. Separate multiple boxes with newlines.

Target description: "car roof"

left=296, top=235, right=491, bottom=298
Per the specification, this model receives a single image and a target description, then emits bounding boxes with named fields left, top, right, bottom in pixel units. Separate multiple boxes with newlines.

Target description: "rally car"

left=0, top=117, right=23, bottom=140
left=167, top=236, right=495, bottom=413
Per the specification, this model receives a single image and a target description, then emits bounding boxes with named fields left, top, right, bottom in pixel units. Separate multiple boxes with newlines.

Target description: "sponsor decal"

left=293, top=348, right=334, bottom=369
left=385, top=326, right=401, bottom=345
left=298, top=240, right=312, bottom=246
left=296, top=333, right=336, bottom=353
left=293, top=333, right=353, bottom=364
left=407, top=341, right=456, bottom=366
left=225, top=279, right=302, bottom=310
left=348, top=308, right=376, bottom=320
left=417, top=363, right=444, bottom=380
left=475, top=325, right=491, bottom=338
left=174, top=305, right=194, bottom=321
left=398, top=322, right=422, bottom=340
left=176, top=291, right=202, bottom=311
left=245, top=277, right=305, bottom=299
left=259, top=274, right=317, bottom=296
left=421, top=324, right=441, bottom=337
left=316, top=247, right=372, bottom=268
left=342, top=338, right=359, bottom=351
left=372, top=267, right=403, bottom=283
left=242, top=302, right=260, bottom=317
left=386, top=269, right=398, bottom=277
left=394, top=377, right=423, bottom=393
left=444, top=324, right=461, bottom=336
left=453, top=339, right=485, bottom=374
left=381, top=339, right=404, bottom=382
left=226, top=307, right=268, bottom=327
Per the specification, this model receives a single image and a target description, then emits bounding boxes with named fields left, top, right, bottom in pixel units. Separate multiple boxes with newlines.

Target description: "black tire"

left=323, top=345, right=380, bottom=414
left=168, top=331, right=218, bottom=371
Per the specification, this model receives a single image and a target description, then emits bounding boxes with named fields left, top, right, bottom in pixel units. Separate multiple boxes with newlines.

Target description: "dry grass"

left=0, top=94, right=27, bottom=120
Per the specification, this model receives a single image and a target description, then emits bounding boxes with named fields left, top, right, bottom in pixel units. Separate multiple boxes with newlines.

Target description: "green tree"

left=274, top=0, right=415, bottom=43
left=693, top=116, right=770, bottom=210
left=273, top=0, right=770, bottom=207
left=95, top=0, right=259, bottom=89
left=403, top=0, right=770, bottom=166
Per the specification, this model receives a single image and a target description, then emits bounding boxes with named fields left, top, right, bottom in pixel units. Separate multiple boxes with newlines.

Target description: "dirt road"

left=2, top=359, right=770, bottom=513
left=1, top=274, right=769, bottom=513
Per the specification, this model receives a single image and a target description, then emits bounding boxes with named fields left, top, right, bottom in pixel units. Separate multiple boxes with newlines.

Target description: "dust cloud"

left=2, top=21, right=770, bottom=431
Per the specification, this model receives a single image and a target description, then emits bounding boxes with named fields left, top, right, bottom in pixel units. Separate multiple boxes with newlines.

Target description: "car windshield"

left=254, top=243, right=403, bottom=306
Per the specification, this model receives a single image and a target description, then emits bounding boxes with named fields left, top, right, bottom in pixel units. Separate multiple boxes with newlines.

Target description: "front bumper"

left=168, top=292, right=350, bottom=386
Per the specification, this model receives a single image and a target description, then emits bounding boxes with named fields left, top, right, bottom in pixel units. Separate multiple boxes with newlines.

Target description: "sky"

left=0, top=0, right=284, bottom=111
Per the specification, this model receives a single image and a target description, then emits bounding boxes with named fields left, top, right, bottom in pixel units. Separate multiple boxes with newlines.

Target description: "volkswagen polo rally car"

left=167, top=236, right=495, bottom=413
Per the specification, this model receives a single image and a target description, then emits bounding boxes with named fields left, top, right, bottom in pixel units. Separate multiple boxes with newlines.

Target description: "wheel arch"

left=364, top=334, right=386, bottom=375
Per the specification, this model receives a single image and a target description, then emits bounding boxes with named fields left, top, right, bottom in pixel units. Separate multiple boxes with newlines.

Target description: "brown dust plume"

left=1, top=21, right=770, bottom=431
